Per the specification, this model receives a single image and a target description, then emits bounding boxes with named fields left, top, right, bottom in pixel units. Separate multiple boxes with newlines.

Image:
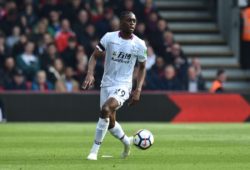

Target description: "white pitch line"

left=101, top=155, right=113, bottom=158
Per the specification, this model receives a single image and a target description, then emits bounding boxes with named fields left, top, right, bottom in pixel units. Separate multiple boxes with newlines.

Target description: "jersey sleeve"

left=96, top=33, right=109, bottom=52
left=137, top=41, right=147, bottom=62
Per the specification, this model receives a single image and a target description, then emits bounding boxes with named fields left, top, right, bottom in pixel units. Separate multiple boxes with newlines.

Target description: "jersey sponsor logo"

left=111, top=51, right=132, bottom=64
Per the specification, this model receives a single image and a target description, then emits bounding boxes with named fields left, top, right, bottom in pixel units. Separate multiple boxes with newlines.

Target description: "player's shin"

left=90, top=117, right=110, bottom=154
left=109, top=121, right=130, bottom=146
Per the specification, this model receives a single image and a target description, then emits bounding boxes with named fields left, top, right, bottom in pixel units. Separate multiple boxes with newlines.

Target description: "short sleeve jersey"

left=96, top=31, right=147, bottom=87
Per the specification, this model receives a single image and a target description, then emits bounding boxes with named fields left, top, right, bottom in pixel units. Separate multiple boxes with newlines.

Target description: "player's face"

left=121, top=14, right=137, bottom=34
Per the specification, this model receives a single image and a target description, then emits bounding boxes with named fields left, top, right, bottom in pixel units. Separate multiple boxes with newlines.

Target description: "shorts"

left=100, top=85, right=132, bottom=110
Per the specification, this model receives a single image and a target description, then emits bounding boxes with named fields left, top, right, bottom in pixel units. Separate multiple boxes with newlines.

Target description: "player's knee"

left=101, top=105, right=111, bottom=118
left=108, top=119, right=115, bottom=129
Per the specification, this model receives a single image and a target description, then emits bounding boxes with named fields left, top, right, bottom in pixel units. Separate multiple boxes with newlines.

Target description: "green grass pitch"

left=0, top=123, right=250, bottom=170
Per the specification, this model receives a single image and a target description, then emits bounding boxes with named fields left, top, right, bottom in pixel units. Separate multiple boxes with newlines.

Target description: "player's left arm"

left=128, top=61, right=146, bottom=106
left=129, top=43, right=147, bottom=106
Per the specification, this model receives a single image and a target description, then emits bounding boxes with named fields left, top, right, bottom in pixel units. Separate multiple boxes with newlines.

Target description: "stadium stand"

left=156, top=0, right=250, bottom=92
left=0, top=0, right=249, bottom=92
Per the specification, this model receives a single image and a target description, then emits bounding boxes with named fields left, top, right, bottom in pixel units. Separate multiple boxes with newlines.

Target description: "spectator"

left=6, top=69, right=27, bottom=90
left=240, top=2, right=250, bottom=69
left=21, top=4, right=38, bottom=28
left=48, top=10, right=61, bottom=36
left=151, top=19, right=169, bottom=57
left=146, top=12, right=159, bottom=33
left=0, top=0, right=200, bottom=91
left=37, top=33, right=54, bottom=56
left=163, top=31, right=174, bottom=58
left=157, top=19, right=168, bottom=33
left=43, top=32, right=54, bottom=46
left=73, top=45, right=88, bottom=85
left=86, top=24, right=97, bottom=41
left=191, top=57, right=202, bottom=76
left=148, top=17, right=167, bottom=56
left=75, top=60, right=87, bottom=87
left=6, top=26, right=21, bottom=48
left=122, top=0, right=134, bottom=11
left=146, top=57, right=165, bottom=89
left=82, top=24, right=97, bottom=55
left=61, top=36, right=78, bottom=69
left=47, top=58, right=65, bottom=84
left=40, top=43, right=58, bottom=71
left=33, top=18, right=51, bottom=41
left=110, top=16, right=120, bottom=32
left=210, top=69, right=227, bottom=93
left=63, top=66, right=79, bottom=92
left=95, top=8, right=115, bottom=36
left=90, top=0, right=105, bottom=23
left=40, top=0, right=60, bottom=18
left=159, top=65, right=182, bottom=90
left=18, top=15, right=31, bottom=34
left=62, top=0, right=85, bottom=23
left=0, top=34, right=9, bottom=67
left=121, top=0, right=143, bottom=21
left=55, top=19, right=75, bottom=53
left=144, top=0, right=157, bottom=17
left=0, top=57, right=16, bottom=89
left=185, top=66, right=206, bottom=92
left=56, top=67, right=79, bottom=92
left=12, top=34, right=28, bottom=57
left=170, top=43, right=189, bottom=82
left=135, top=22, right=146, bottom=39
left=170, top=44, right=187, bottom=63
left=76, top=45, right=88, bottom=67
left=73, top=10, right=89, bottom=41
left=151, top=57, right=165, bottom=78
left=16, top=41, right=40, bottom=81
left=31, top=70, right=53, bottom=91
left=0, top=1, right=18, bottom=36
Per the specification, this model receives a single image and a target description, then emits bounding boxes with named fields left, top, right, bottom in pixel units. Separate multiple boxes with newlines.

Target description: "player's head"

left=120, top=11, right=136, bottom=34
left=217, top=69, right=227, bottom=82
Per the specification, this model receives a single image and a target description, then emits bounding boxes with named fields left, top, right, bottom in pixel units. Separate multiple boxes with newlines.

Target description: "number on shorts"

left=114, top=89, right=126, bottom=97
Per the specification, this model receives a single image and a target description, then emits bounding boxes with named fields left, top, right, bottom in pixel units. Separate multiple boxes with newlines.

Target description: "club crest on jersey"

left=111, top=51, right=131, bottom=64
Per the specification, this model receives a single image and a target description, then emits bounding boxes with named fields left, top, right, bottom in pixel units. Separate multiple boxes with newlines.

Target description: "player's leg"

left=87, top=97, right=119, bottom=160
left=109, top=112, right=133, bottom=158
left=109, top=86, right=133, bottom=158
left=109, top=111, right=130, bottom=145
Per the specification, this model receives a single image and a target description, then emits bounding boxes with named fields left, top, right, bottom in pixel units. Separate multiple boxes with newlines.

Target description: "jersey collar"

left=118, top=31, right=133, bottom=40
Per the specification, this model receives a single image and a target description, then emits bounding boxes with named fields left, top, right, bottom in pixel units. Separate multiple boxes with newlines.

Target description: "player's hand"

left=128, top=89, right=141, bottom=106
left=82, top=74, right=95, bottom=90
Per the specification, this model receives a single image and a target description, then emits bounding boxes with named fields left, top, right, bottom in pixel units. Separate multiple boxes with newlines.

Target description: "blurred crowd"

left=0, top=0, right=210, bottom=92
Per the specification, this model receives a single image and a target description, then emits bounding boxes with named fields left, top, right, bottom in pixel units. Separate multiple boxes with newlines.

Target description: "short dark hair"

left=217, top=69, right=225, bottom=77
left=119, top=11, right=134, bottom=20
left=14, top=69, right=24, bottom=76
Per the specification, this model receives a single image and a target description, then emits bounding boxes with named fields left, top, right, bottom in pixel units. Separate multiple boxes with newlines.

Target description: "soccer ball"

left=133, top=129, right=154, bottom=150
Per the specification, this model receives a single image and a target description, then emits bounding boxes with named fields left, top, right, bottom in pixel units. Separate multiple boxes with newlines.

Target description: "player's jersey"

left=96, top=31, right=147, bottom=87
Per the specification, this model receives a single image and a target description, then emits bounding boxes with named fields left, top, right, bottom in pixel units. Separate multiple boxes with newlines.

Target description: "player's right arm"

left=82, top=33, right=109, bottom=90
left=81, top=48, right=103, bottom=90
